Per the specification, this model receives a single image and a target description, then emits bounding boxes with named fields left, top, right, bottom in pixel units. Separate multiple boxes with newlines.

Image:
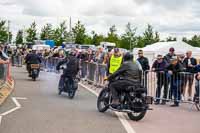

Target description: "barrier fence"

left=0, top=63, right=10, bottom=88
left=80, top=62, right=200, bottom=110
left=11, top=55, right=23, bottom=67
left=80, top=61, right=107, bottom=87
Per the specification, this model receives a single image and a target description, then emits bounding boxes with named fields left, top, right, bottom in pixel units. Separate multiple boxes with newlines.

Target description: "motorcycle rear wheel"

left=32, top=77, right=36, bottom=81
left=127, top=110, right=147, bottom=121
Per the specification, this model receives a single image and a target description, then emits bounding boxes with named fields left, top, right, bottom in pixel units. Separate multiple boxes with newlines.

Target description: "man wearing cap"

left=164, top=47, right=176, bottom=64
left=166, top=56, right=185, bottom=107
left=152, top=55, right=169, bottom=105
left=107, top=48, right=123, bottom=75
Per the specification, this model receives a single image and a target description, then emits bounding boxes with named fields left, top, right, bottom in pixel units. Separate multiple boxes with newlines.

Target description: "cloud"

left=0, top=0, right=200, bottom=40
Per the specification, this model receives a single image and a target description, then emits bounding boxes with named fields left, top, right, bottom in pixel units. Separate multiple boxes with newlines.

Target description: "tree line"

left=0, top=19, right=200, bottom=49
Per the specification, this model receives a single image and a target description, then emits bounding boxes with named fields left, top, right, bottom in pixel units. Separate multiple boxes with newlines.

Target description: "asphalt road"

left=1, top=67, right=200, bottom=133
left=0, top=67, right=126, bottom=133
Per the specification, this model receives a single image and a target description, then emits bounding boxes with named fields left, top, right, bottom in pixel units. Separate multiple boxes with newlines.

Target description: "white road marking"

left=12, top=97, right=21, bottom=107
left=79, top=83, right=136, bottom=133
left=1, top=107, right=20, bottom=116
left=0, top=97, right=27, bottom=126
left=0, top=116, right=2, bottom=125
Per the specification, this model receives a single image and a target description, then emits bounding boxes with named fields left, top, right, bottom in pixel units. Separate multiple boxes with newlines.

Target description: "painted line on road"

left=12, top=97, right=21, bottom=107
left=79, top=83, right=136, bottom=133
left=0, top=97, right=27, bottom=126
left=0, top=116, right=2, bottom=125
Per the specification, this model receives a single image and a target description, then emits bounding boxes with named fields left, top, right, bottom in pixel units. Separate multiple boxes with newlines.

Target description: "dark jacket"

left=183, top=57, right=197, bottom=73
left=164, top=53, right=176, bottom=64
left=165, top=62, right=185, bottom=80
left=25, top=53, right=42, bottom=64
left=137, top=57, right=150, bottom=71
left=194, top=65, right=200, bottom=73
left=108, top=61, right=142, bottom=84
left=0, top=51, right=8, bottom=61
left=56, top=56, right=79, bottom=77
left=152, top=60, right=168, bottom=72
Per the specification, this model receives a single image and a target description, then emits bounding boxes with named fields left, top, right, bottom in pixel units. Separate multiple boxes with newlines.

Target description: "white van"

left=32, top=44, right=50, bottom=51
left=100, top=42, right=116, bottom=52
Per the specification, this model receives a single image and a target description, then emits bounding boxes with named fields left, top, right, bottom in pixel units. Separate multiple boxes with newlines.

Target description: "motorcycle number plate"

left=31, top=64, right=40, bottom=69
left=146, top=96, right=153, bottom=104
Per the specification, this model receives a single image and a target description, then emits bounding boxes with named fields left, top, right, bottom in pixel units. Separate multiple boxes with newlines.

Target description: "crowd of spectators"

left=1, top=44, right=200, bottom=106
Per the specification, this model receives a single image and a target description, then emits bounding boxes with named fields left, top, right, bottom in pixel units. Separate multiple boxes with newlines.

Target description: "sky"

left=0, top=0, right=200, bottom=40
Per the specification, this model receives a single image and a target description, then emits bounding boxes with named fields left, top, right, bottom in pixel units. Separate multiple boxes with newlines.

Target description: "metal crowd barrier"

left=0, top=64, right=9, bottom=88
left=80, top=61, right=107, bottom=87
left=11, top=55, right=23, bottom=67
left=145, top=70, right=200, bottom=110
left=42, top=57, right=64, bottom=72
left=80, top=62, right=200, bottom=110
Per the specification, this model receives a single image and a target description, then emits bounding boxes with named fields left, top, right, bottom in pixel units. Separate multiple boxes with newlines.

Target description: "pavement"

left=0, top=66, right=200, bottom=133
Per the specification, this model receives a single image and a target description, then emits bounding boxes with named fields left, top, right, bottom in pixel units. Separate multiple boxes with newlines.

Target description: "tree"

left=40, top=23, right=53, bottom=40
left=154, top=31, right=160, bottom=42
left=120, top=22, right=137, bottom=50
left=84, top=35, right=93, bottom=44
left=16, top=30, right=23, bottom=44
left=26, top=22, right=37, bottom=43
left=52, top=21, right=69, bottom=46
left=187, top=35, right=200, bottom=47
left=136, top=36, right=145, bottom=48
left=90, top=31, right=105, bottom=45
left=106, top=25, right=120, bottom=47
left=72, top=21, right=86, bottom=44
left=182, top=37, right=188, bottom=43
left=142, top=24, right=155, bottom=46
left=0, top=20, right=10, bottom=43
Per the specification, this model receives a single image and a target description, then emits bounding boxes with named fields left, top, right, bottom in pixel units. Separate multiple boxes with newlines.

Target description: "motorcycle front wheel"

left=97, top=88, right=109, bottom=112
left=68, top=90, right=76, bottom=99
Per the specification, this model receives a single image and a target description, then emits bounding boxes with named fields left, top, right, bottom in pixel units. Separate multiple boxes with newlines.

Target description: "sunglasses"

left=138, top=53, right=143, bottom=54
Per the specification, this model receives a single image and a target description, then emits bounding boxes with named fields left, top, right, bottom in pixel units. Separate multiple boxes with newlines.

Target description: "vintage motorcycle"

left=97, top=79, right=153, bottom=121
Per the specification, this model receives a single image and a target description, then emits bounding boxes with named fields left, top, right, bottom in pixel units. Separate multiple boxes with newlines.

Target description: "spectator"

left=96, top=47, right=106, bottom=85
left=178, top=54, right=187, bottom=100
left=166, top=56, right=185, bottom=107
left=152, top=55, right=169, bottom=105
left=183, top=51, right=197, bottom=101
left=164, top=47, right=176, bottom=64
left=0, top=45, right=9, bottom=62
left=194, top=72, right=200, bottom=103
left=137, top=50, right=150, bottom=89
left=0, top=45, right=9, bottom=79
left=86, top=48, right=94, bottom=62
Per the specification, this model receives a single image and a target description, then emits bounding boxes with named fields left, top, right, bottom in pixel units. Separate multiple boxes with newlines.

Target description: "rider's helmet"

left=123, top=52, right=133, bottom=62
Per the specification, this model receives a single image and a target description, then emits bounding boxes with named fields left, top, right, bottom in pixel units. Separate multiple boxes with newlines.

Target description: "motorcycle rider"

left=108, top=52, right=143, bottom=108
left=25, top=49, right=42, bottom=76
left=56, top=51, right=79, bottom=93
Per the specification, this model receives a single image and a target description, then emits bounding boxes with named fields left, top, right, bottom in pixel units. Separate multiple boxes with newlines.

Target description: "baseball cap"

left=169, top=47, right=175, bottom=52
left=114, top=48, right=119, bottom=53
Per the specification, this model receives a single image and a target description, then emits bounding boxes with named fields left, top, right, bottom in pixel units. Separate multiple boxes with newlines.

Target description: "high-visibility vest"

left=109, top=55, right=123, bottom=74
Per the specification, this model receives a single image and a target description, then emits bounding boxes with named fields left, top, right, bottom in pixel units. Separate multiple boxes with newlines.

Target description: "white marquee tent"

left=133, top=41, right=200, bottom=64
